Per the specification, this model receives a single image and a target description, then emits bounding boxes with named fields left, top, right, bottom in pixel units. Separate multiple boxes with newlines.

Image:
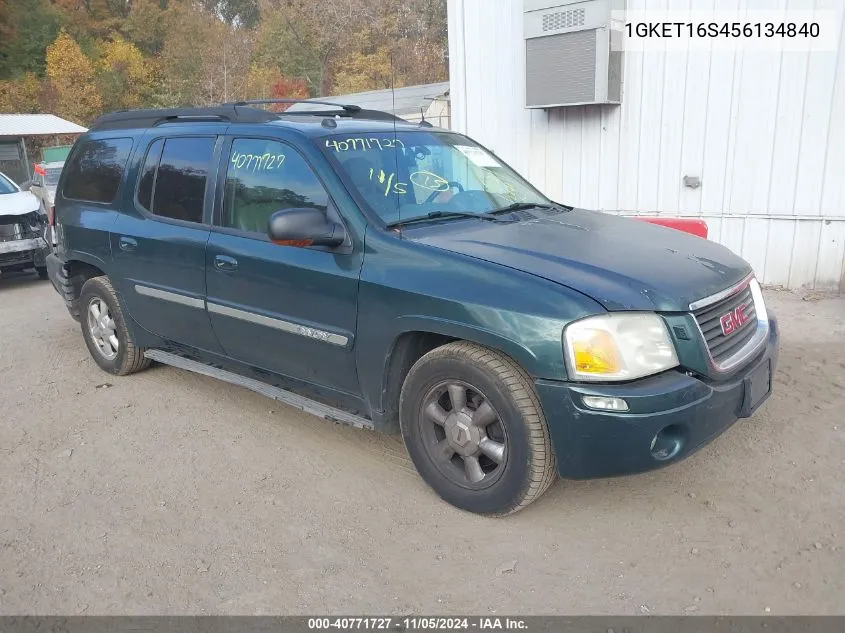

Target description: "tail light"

left=48, top=205, right=55, bottom=227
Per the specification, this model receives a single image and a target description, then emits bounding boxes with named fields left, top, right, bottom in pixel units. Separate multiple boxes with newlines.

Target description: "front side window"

left=136, top=136, right=215, bottom=223
left=319, top=131, right=547, bottom=225
left=62, top=137, right=133, bottom=203
left=221, top=138, right=328, bottom=235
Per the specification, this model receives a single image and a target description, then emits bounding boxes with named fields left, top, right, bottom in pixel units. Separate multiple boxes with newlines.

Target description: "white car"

left=0, top=170, right=49, bottom=279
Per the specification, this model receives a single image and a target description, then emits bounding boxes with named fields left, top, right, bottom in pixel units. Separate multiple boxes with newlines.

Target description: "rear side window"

left=63, top=138, right=133, bottom=203
left=136, top=136, right=215, bottom=223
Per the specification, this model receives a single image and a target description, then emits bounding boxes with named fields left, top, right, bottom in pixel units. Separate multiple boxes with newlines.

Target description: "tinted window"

left=221, top=138, right=328, bottom=234
left=137, top=139, right=164, bottom=213
left=63, top=138, right=133, bottom=203
left=147, top=137, right=215, bottom=223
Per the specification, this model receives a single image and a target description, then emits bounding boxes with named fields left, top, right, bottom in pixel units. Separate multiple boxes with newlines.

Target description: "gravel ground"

left=0, top=272, right=843, bottom=615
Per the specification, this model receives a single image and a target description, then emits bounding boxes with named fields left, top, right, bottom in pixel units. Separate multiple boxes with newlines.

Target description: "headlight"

left=564, top=313, right=679, bottom=381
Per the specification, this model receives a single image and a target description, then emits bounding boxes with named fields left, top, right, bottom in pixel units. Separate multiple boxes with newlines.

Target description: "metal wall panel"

left=448, top=0, right=845, bottom=291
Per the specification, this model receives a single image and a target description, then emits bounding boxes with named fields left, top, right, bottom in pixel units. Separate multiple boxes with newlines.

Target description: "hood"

left=0, top=191, right=41, bottom=217
left=408, top=208, right=752, bottom=312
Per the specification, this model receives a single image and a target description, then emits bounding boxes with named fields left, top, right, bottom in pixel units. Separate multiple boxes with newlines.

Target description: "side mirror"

left=268, top=207, right=345, bottom=248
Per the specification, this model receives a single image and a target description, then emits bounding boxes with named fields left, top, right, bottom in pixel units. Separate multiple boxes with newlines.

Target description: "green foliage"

left=97, top=37, right=155, bottom=111
left=122, top=0, right=174, bottom=56
left=0, top=0, right=448, bottom=117
left=0, top=0, right=62, bottom=79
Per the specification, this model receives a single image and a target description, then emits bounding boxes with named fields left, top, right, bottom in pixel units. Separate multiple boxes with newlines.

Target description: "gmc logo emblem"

left=720, top=303, right=749, bottom=336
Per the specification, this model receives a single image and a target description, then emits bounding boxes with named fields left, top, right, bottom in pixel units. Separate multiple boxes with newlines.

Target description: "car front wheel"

left=400, top=341, right=557, bottom=515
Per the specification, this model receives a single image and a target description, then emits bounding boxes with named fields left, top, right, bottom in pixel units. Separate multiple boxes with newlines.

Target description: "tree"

left=0, top=0, right=62, bottom=79
left=269, top=75, right=308, bottom=110
left=0, top=0, right=449, bottom=117
left=97, top=37, right=154, bottom=111
left=0, top=72, right=41, bottom=113
left=44, top=30, right=102, bottom=124
left=255, top=0, right=378, bottom=97
left=200, top=0, right=260, bottom=28
left=158, top=4, right=253, bottom=106
left=122, top=0, right=175, bottom=56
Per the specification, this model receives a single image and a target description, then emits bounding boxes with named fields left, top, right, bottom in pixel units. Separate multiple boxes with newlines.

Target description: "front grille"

left=693, top=282, right=757, bottom=364
left=0, top=212, right=43, bottom=242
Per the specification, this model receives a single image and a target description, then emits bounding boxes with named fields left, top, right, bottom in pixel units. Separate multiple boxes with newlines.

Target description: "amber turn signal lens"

left=570, top=329, right=624, bottom=375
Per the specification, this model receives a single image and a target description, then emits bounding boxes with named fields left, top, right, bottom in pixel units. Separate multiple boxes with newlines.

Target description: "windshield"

left=0, top=172, right=20, bottom=195
left=319, top=131, right=547, bottom=225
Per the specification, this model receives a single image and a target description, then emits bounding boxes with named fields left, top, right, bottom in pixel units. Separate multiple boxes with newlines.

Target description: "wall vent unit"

left=524, top=0, right=625, bottom=108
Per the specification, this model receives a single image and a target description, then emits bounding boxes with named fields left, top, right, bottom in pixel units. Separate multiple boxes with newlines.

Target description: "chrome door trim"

left=206, top=301, right=349, bottom=347
left=134, top=284, right=206, bottom=309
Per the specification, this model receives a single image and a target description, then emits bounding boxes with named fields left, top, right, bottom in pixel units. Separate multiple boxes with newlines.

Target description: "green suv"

left=46, top=102, right=779, bottom=515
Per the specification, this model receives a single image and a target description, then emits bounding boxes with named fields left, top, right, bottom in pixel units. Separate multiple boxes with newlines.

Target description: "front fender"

left=391, top=315, right=541, bottom=374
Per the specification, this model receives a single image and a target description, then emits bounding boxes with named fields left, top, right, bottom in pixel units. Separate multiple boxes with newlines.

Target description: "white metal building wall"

left=447, top=0, right=845, bottom=291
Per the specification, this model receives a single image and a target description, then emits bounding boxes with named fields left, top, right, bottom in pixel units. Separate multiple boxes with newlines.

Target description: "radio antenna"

left=390, top=47, right=401, bottom=235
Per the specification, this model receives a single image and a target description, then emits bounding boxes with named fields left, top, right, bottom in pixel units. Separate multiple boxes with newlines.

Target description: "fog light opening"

left=650, top=424, right=685, bottom=461
left=582, top=395, right=629, bottom=412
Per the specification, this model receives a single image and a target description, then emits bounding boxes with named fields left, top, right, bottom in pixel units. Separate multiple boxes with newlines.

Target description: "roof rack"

left=89, top=106, right=278, bottom=131
left=229, top=98, right=406, bottom=123
left=89, top=99, right=408, bottom=131
left=228, top=98, right=362, bottom=112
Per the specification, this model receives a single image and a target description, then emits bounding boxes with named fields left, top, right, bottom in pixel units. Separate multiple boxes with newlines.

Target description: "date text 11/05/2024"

left=308, top=617, right=528, bottom=631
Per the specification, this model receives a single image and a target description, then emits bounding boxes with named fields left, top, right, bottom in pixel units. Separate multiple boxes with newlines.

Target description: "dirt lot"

left=0, top=272, right=843, bottom=615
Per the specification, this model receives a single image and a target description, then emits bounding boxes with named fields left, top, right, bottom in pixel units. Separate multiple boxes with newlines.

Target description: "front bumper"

left=0, top=237, right=48, bottom=269
left=536, top=317, right=779, bottom=479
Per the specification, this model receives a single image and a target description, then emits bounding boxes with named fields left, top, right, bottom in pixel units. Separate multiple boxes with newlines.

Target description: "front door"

left=205, top=136, right=362, bottom=396
left=111, top=131, right=224, bottom=354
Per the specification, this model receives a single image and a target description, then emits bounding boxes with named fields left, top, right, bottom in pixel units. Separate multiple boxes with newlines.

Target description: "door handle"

left=214, top=255, right=238, bottom=272
left=119, top=236, right=138, bottom=252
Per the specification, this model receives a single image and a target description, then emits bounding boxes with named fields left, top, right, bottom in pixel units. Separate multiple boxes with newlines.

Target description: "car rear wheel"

left=79, top=276, right=151, bottom=376
left=399, top=341, right=557, bottom=515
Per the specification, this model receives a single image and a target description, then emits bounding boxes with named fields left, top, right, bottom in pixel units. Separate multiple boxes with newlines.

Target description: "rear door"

left=204, top=134, right=363, bottom=395
left=111, top=128, right=225, bottom=354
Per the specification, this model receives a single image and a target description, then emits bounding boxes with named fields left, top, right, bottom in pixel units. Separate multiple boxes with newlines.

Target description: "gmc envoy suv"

left=46, top=102, right=779, bottom=515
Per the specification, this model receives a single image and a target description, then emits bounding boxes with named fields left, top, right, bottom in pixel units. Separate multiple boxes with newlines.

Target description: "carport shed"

left=0, top=114, right=87, bottom=186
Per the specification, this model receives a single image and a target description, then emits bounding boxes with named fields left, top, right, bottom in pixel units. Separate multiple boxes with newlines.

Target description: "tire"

left=35, top=266, right=48, bottom=280
left=79, top=276, right=151, bottom=376
left=399, top=341, right=557, bottom=515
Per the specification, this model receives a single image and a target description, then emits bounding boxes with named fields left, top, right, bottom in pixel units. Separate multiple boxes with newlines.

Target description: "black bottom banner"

left=0, top=617, right=843, bottom=633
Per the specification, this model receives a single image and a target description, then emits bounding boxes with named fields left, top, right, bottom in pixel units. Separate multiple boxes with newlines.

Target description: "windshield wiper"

left=386, top=210, right=508, bottom=228
left=489, top=201, right=572, bottom=215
